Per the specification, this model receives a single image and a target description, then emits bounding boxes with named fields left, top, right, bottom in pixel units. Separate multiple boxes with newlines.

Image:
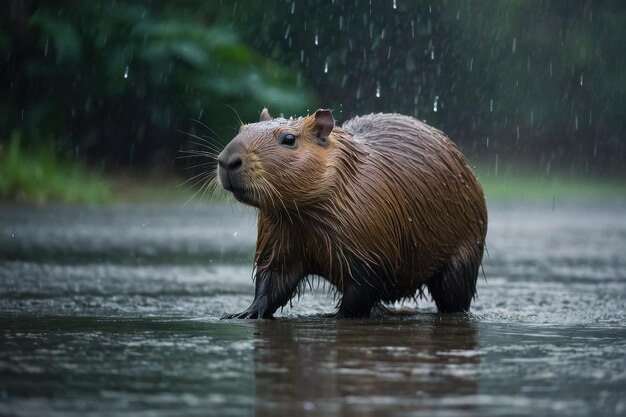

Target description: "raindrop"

left=233, top=231, right=238, bottom=238
left=392, top=0, right=397, bottom=9
left=10, top=230, right=15, bottom=238
left=300, top=50, right=304, bottom=63
left=469, top=57, right=473, bottom=72
left=575, top=115, right=579, bottom=130
left=530, top=110, right=534, bottom=128
left=314, top=34, right=319, bottom=46
left=381, top=29, right=386, bottom=39
left=516, top=125, right=520, bottom=139
left=387, top=46, right=391, bottom=60
left=495, top=154, right=499, bottom=177
left=198, top=108, right=204, bottom=119
left=580, top=73, right=583, bottom=86
left=291, top=2, right=295, bottom=14
left=324, top=60, right=329, bottom=73
left=339, top=15, right=343, bottom=31
left=485, top=137, right=490, bottom=148
left=490, top=99, right=493, bottom=112
left=430, top=49, right=435, bottom=60
left=123, top=65, right=129, bottom=79
left=433, top=95, right=439, bottom=112
left=549, top=61, right=553, bottom=76
left=375, top=82, right=381, bottom=98
left=511, top=37, right=517, bottom=53
left=44, top=37, right=49, bottom=57
left=142, top=220, right=146, bottom=228
left=411, top=20, right=415, bottom=38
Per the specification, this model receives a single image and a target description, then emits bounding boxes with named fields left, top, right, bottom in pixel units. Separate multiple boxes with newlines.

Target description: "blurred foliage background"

left=0, top=0, right=624, bottom=202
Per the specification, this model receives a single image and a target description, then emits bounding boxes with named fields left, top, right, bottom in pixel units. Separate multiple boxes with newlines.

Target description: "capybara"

left=218, top=108, right=487, bottom=318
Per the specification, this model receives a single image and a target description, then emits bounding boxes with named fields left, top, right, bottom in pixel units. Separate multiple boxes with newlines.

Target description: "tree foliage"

left=0, top=0, right=312, bottom=168
left=1, top=0, right=624, bottom=174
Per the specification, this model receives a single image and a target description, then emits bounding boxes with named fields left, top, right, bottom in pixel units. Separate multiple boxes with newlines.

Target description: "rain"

left=0, top=1, right=625, bottom=416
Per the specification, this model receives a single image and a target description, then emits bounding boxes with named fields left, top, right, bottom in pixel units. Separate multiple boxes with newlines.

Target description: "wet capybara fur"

left=218, top=109, right=487, bottom=318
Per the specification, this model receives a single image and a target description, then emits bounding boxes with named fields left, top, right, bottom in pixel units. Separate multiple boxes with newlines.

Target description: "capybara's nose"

left=225, top=154, right=242, bottom=170
left=218, top=141, right=244, bottom=171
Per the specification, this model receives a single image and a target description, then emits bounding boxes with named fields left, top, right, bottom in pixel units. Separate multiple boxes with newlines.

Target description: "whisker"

left=191, top=119, right=226, bottom=144
left=225, top=104, right=244, bottom=127
left=178, top=149, right=216, bottom=158
left=183, top=173, right=213, bottom=206
left=177, top=170, right=212, bottom=188
left=178, top=130, right=223, bottom=153
left=181, top=161, right=217, bottom=171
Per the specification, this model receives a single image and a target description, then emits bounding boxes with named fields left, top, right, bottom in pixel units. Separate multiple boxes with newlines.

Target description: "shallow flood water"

left=0, top=201, right=624, bottom=416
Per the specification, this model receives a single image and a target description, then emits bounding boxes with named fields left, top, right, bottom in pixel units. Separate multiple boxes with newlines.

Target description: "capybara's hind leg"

left=337, top=280, right=378, bottom=318
left=427, top=254, right=479, bottom=313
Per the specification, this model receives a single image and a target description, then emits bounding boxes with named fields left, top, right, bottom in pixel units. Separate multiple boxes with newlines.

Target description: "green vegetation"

left=0, top=1, right=624, bottom=204
left=0, top=132, right=112, bottom=203
left=475, top=166, right=625, bottom=202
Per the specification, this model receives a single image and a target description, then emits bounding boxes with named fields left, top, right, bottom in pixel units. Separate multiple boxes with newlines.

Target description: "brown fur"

left=217, top=109, right=487, bottom=318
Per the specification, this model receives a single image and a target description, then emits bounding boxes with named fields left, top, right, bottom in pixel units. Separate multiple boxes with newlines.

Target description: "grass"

left=0, top=132, right=112, bottom=204
left=475, top=166, right=624, bottom=202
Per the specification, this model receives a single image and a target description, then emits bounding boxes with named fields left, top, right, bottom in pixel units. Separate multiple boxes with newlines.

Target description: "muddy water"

left=0, top=202, right=624, bottom=416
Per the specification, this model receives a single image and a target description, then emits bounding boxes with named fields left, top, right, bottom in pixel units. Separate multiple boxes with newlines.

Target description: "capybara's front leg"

left=223, top=267, right=302, bottom=319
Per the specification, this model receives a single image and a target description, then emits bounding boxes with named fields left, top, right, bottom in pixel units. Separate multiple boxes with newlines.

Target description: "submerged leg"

left=337, top=262, right=385, bottom=318
left=223, top=268, right=302, bottom=319
left=427, top=254, right=479, bottom=313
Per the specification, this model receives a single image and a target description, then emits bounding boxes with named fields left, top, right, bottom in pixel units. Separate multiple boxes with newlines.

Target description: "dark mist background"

left=1, top=0, right=624, bottom=176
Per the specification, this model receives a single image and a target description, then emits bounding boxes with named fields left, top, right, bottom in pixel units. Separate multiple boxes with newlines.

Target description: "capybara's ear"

left=260, top=108, right=272, bottom=122
left=312, top=109, right=334, bottom=140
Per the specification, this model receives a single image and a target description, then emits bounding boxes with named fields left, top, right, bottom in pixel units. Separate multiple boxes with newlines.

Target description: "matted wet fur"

left=217, top=109, right=487, bottom=318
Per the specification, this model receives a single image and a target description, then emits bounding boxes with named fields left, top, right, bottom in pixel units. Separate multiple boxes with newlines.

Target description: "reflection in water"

left=252, top=316, right=478, bottom=417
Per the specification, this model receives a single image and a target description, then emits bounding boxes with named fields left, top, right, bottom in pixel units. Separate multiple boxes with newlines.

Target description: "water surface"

left=1, top=202, right=624, bottom=416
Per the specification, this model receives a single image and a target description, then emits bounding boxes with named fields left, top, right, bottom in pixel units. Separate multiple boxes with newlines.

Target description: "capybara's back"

left=341, top=113, right=487, bottom=313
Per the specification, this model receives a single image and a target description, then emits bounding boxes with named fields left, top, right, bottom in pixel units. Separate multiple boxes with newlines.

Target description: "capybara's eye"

left=280, top=133, right=297, bottom=147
